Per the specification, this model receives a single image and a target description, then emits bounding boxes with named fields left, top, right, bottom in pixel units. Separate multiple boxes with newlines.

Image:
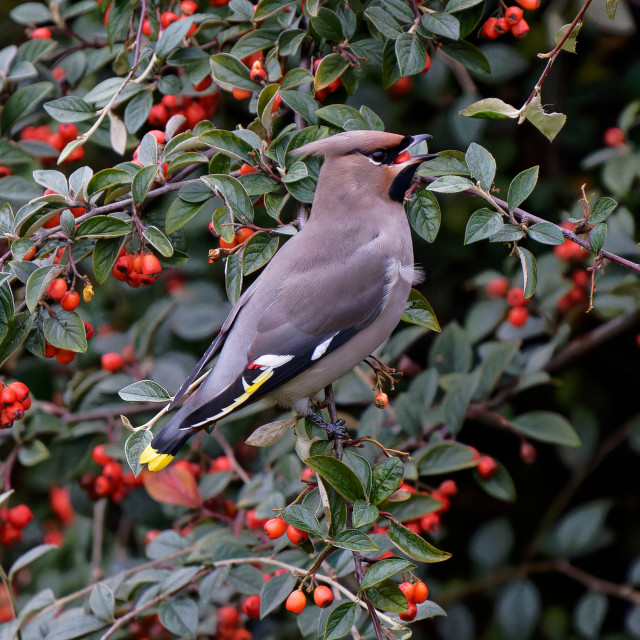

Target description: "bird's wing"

left=182, top=248, right=395, bottom=428
left=168, top=281, right=260, bottom=410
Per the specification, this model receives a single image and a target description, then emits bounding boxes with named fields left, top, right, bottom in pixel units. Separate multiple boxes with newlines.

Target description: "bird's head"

left=293, top=130, right=434, bottom=203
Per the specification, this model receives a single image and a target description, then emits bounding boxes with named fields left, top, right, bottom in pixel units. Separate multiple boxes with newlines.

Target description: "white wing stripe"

left=311, top=332, right=338, bottom=361
left=252, top=354, right=294, bottom=368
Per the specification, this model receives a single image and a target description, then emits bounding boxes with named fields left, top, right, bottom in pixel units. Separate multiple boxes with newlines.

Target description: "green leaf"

left=384, top=493, right=447, bottom=522
left=465, top=142, right=496, bottom=192
left=242, top=233, right=279, bottom=275
left=165, top=198, right=206, bottom=235
left=589, top=223, right=607, bottom=255
left=9, top=544, right=57, bottom=580
left=387, top=520, right=451, bottom=563
left=474, top=461, right=517, bottom=502
left=132, top=165, right=158, bottom=205
left=43, top=95, right=95, bottom=124
left=359, top=558, right=415, bottom=591
left=417, top=151, right=470, bottom=177
left=332, top=530, right=379, bottom=552
left=417, top=441, right=478, bottom=475
left=314, top=53, right=350, bottom=91
left=225, top=251, right=243, bottom=304
left=119, top=380, right=171, bottom=403
left=282, top=504, right=323, bottom=537
left=554, top=21, right=581, bottom=53
left=279, top=90, right=319, bottom=126
left=324, top=602, right=359, bottom=640
left=446, top=0, right=483, bottom=11
left=93, top=238, right=125, bottom=285
left=2, top=82, right=54, bottom=134
left=528, top=222, right=565, bottom=245
left=370, top=458, right=404, bottom=505
left=589, top=196, right=617, bottom=224
left=157, top=17, right=194, bottom=58
left=10, top=3, right=53, bottom=24
left=199, top=129, right=255, bottom=163
left=426, top=175, right=475, bottom=193
left=124, top=91, right=153, bottom=133
left=352, top=501, right=379, bottom=528
left=507, top=166, right=539, bottom=210
left=315, top=105, right=367, bottom=130
left=89, top=583, right=114, bottom=622
left=574, top=591, right=608, bottom=639
left=76, top=216, right=131, bottom=238
left=511, top=411, right=580, bottom=446
left=441, top=41, right=490, bottom=75
left=420, top=12, right=460, bottom=39
left=158, top=597, right=198, bottom=637
left=43, top=310, right=87, bottom=352
left=405, top=188, right=441, bottom=243
left=460, top=97, right=520, bottom=120
left=87, top=168, right=130, bottom=196
left=606, top=0, right=620, bottom=19
left=0, top=312, right=33, bottom=368
left=516, top=246, right=537, bottom=299
left=33, top=169, right=68, bottom=196
left=254, top=0, right=297, bottom=20
left=366, top=580, right=408, bottom=613
left=547, top=500, right=611, bottom=557
left=18, top=439, right=49, bottom=466
left=395, top=33, right=427, bottom=77
left=25, top=265, right=63, bottom=313
left=202, top=174, right=254, bottom=223
left=525, top=95, right=566, bottom=142
left=311, top=8, right=344, bottom=40
left=260, top=572, right=297, bottom=619
left=305, top=455, right=366, bottom=503
left=143, top=226, right=174, bottom=258
left=364, top=6, right=402, bottom=38
left=464, top=209, right=503, bottom=244
left=402, top=288, right=441, bottom=332
left=125, top=429, right=153, bottom=477
left=210, top=53, right=261, bottom=92
left=496, top=580, right=541, bottom=639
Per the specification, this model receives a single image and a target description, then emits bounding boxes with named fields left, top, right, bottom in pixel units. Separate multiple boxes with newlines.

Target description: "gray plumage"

left=140, top=130, right=431, bottom=471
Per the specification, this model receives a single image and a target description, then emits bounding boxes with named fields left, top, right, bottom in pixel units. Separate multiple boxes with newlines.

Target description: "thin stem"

left=90, top=499, right=107, bottom=581
left=212, top=430, right=251, bottom=484
left=0, top=564, right=21, bottom=639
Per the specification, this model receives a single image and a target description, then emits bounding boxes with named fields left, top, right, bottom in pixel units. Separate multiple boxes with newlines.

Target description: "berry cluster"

left=142, top=1, right=199, bottom=39
left=313, top=58, right=343, bottom=102
left=0, top=504, right=33, bottom=546
left=148, top=90, right=219, bottom=131
left=78, top=445, right=142, bottom=502
left=556, top=268, right=590, bottom=313
left=41, top=187, right=85, bottom=228
left=553, top=221, right=589, bottom=262
left=20, top=122, right=82, bottom=164
left=46, top=278, right=80, bottom=311
left=217, top=605, right=251, bottom=640
left=469, top=447, right=499, bottom=479
left=263, top=517, right=309, bottom=545
left=480, top=0, right=539, bottom=40
left=44, top=320, right=93, bottom=365
left=208, top=223, right=255, bottom=263
left=398, top=580, right=429, bottom=621
left=485, top=279, right=530, bottom=328
left=386, top=56, right=432, bottom=100
left=44, top=486, right=75, bottom=547
left=0, top=381, right=32, bottom=429
left=112, top=249, right=163, bottom=287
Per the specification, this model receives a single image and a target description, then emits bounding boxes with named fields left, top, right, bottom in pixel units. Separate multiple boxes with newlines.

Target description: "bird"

left=140, top=130, right=434, bottom=471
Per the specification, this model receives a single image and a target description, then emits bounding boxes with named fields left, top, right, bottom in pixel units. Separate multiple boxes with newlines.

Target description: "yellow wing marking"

left=140, top=443, right=174, bottom=472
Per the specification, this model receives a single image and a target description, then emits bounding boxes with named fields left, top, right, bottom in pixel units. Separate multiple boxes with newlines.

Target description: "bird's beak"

left=393, top=134, right=438, bottom=165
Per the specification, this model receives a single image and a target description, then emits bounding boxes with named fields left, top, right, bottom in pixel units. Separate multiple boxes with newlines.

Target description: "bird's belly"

left=268, top=277, right=411, bottom=409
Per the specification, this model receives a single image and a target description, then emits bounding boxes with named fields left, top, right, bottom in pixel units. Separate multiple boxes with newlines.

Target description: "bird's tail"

left=139, top=413, right=202, bottom=472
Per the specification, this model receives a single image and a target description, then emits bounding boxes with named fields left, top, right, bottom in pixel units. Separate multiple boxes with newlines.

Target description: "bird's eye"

left=370, top=150, right=386, bottom=163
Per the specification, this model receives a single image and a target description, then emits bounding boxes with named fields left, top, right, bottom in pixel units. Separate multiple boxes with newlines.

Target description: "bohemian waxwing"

left=140, top=130, right=434, bottom=471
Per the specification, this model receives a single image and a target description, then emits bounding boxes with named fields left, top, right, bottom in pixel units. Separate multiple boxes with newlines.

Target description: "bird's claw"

left=307, top=413, right=348, bottom=439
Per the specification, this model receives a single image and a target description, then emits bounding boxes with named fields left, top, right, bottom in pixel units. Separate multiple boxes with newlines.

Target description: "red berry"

left=0, top=166, right=11, bottom=179
left=507, top=306, right=529, bottom=327
left=486, top=277, right=509, bottom=298
left=285, top=589, right=306, bottom=614
left=142, top=18, right=151, bottom=36
left=220, top=236, right=238, bottom=252
left=419, top=512, right=441, bottom=535
left=506, top=287, right=526, bottom=307
left=399, top=582, right=415, bottom=603
left=145, top=529, right=160, bottom=544
left=603, top=127, right=625, bottom=147
left=7, top=505, right=33, bottom=528
left=52, top=67, right=66, bottom=81
left=47, top=278, right=68, bottom=301
left=517, top=0, right=540, bottom=8
left=264, top=518, right=287, bottom=539
left=32, top=27, right=52, bottom=39
left=480, top=17, right=500, bottom=39
left=101, top=353, right=125, bottom=372
left=8, top=381, right=29, bottom=402
left=218, top=605, right=241, bottom=627
left=387, top=77, right=414, bottom=100
left=249, top=60, right=267, bottom=82
left=510, top=17, right=529, bottom=38
left=520, top=441, right=537, bottom=464
left=160, top=11, right=179, bottom=28
left=58, top=123, right=78, bottom=143
left=60, top=290, right=80, bottom=311
left=504, top=6, right=523, bottom=23
left=477, top=455, right=499, bottom=479
left=147, top=129, right=166, bottom=144
left=245, top=509, right=268, bottom=529
left=286, top=524, right=309, bottom=545
left=235, top=228, right=254, bottom=244
left=193, top=75, right=213, bottom=92
left=439, top=479, right=458, bottom=496
left=94, top=475, right=111, bottom=497
left=413, top=580, right=428, bottom=604
left=148, top=103, right=169, bottom=127
left=56, top=349, right=75, bottom=364
left=313, top=585, right=333, bottom=608
left=373, top=391, right=388, bottom=409
left=242, top=595, right=260, bottom=619
left=50, top=487, right=74, bottom=526
left=181, top=0, right=198, bottom=14
left=84, top=321, right=94, bottom=340
left=271, top=93, right=281, bottom=113
left=232, top=87, right=252, bottom=100
left=494, top=17, right=509, bottom=33
left=102, top=460, right=123, bottom=482
left=21, top=396, right=31, bottom=411
left=6, top=403, right=24, bottom=421
left=142, top=253, right=162, bottom=277
left=0, top=387, right=16, bottom=406
left=185, top=100, right=207, bottom=129
left=399, top=602, right=417, bottom=622
left=92, top=444, right=112, bottom=466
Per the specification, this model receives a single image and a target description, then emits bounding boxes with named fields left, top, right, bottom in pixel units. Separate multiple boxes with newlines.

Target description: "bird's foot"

left=307, top=412, right=348, bottom=439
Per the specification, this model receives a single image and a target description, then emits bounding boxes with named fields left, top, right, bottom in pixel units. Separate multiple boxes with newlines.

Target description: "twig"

left=212, top=430, right=251, bottom=484
left=90, top=499, right=107, bottom=582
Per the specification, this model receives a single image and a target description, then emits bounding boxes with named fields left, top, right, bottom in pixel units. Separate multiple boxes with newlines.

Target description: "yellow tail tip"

left=140, top=444, right=174, bottom=472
